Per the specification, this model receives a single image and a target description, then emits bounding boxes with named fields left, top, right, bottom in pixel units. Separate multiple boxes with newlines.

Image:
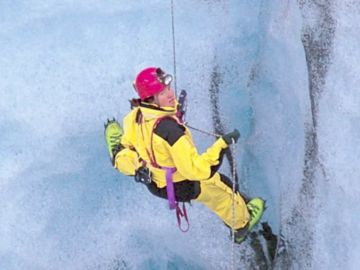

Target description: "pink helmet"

left=133, top=67, right=173, bottom=100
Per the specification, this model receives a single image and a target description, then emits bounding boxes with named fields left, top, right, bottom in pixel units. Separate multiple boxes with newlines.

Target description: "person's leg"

left=195, top=173, right=250, bottom=230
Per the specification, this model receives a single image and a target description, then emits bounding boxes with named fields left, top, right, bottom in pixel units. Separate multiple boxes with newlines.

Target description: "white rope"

left=230, top=138, right=237, bottom=270
left=169, top=3, right=237, bottom=268
left=186, top=124, right=238, bottom=269
left=186, top=124, right=237, bottom=270
left=170, top=0, right=177, bottom=95
left=186, top=123, right=222, bottom=138
left=169, top=2, right=220, bottom=139
left=188, top=125, right=237, bottom=269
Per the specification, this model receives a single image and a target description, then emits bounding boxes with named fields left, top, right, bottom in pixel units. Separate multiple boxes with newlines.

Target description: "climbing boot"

left=234, top=197, right=265, bottom=244
left=104, top=118, right=124, bottom=165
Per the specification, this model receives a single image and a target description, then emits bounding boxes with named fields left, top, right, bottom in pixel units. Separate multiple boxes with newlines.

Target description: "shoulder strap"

left=149, top=116, right=182, bottom=168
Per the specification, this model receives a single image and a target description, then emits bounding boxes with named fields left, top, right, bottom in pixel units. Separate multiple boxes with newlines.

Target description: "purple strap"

left=164, top=167, right=177, bottom=209
left=148, top=116, right=190, bottom=232
left=176, top=202, right=189, bottom=232
left=164, top=167, right=190, bottom=232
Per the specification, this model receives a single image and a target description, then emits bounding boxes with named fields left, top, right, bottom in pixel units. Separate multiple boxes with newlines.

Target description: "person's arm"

left=113, top=147, right=139, bottom=176
left=154, top=118, right=229, bottom=180
left=113, top=117, right=141, bottom=176
left=170, top=135, right=228, bottom=180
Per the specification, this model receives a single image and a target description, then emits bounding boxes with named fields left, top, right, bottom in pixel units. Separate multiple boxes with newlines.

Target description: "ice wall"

left=311, top=1, right=360, bottom=269
left=0, top=1, right=359, bottom=269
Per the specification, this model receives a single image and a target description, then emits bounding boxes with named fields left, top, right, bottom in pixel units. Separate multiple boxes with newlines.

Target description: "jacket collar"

left=139, top=102, right=177, bottom=121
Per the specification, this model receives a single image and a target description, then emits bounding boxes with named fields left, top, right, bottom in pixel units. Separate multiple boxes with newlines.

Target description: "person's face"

left=154, top=85, right=176, bottom=108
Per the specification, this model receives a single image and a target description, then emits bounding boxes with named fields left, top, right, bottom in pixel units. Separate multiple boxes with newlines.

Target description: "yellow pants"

left=195, top=173, right=250, bottom=230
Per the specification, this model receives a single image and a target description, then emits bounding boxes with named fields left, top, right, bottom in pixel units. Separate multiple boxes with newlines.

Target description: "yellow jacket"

left=114, top=102, right=229, bottom=188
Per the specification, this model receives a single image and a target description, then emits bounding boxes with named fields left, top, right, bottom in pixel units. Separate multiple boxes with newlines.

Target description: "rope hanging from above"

left=169, top=6, right=239, bottom=267
left=170, top=0, right=177, bottom=96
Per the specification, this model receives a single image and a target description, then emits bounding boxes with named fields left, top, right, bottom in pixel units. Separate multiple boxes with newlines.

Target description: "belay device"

left=176, top=89, right=187, bottom=123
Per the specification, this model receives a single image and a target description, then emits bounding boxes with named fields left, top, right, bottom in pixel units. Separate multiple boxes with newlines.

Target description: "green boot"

left=234, top=197, right=265, bottom=244
left=104, top=118, right=124, bottom=165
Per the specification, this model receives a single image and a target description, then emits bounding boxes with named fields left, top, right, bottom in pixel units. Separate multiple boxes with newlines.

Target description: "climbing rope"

left=169, top=3, right=237, bottom=268
left=187, top=124, right=237, bottom=270
left=230, top=139, right=237, bottom=270
left=186, top=123, right=222, bottom=138
left=170, top=0, right=177, bottom=95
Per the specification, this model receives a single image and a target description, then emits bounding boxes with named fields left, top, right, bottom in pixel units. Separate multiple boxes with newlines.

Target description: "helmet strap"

left=153, top=94, right=160, bottom=107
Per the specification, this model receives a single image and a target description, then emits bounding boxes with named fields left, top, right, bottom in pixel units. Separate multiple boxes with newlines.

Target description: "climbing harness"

left=135, top=106, right=190, bottom=232
left=141, top=113, right=190, bottom=233
left=151, top=116, right=190, bottom=232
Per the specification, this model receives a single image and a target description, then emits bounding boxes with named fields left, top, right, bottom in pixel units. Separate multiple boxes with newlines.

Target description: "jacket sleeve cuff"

left=216, top=137, right=229, bottom=149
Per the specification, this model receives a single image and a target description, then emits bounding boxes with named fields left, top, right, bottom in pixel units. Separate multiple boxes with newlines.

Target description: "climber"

left=104, top=66, right=264, bottom=243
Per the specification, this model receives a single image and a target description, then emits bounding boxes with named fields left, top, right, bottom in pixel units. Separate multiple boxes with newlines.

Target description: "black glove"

left=222, top=129, right=240, bottom=145
left=134, top=166, right=152, bottom=185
